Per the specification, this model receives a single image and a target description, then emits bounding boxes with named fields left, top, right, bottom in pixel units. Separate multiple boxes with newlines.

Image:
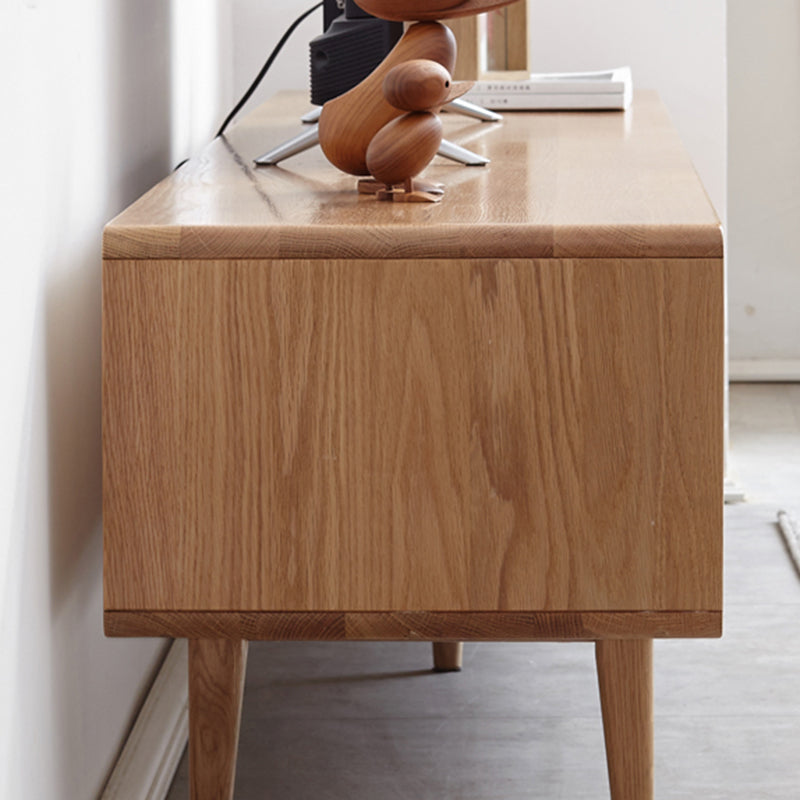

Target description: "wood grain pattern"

left=189, top=640, right=248, bottom=800
left=383, top=59, right=454, bottom=111
left=448, top=2, right=533, bottom=79
left=366, top=111, right=443, bottom=185
left=504, top=1, right=529, bottom=72
left=102, top=92, right=722, bottom=262
left=447, top=16, right=480, bottom=80
left=596, top=639, right=654, bottom=800
left=432, top=642, right=464, bottom=670
left=356, top=0, right=519, bottom=22
left=103, top=256, right=723, bottom=614
left=449, top=1, right=532, bottom=80
left=104, top=611, right=722, bottom=640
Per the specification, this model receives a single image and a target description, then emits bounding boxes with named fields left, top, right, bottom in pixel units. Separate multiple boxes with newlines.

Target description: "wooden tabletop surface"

left=103, top=90, right=722, bottom=261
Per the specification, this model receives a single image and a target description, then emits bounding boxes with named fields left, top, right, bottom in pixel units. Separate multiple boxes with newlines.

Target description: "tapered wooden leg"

left=595, top=639, right=653, bottom=800
left=189, top=639, right=249, bottom=800
left=432, top=641, right=463, bottom=671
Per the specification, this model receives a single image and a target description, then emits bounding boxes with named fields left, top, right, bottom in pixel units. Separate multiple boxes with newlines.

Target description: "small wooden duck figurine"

left=318, top=0, right=519, bottom=202
left=364, top=59, right=471, bottom=202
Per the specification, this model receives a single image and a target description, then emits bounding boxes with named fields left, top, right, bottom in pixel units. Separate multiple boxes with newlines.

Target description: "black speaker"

left=310, top=0, right=403, bottom=106
left=323, top=0, right=343, bottom=30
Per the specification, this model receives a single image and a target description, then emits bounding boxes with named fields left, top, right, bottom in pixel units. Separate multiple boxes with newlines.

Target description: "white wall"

left=728, top=1, right=800, bottom=366
left=229, top=0, right=323, bottom=122
left=0, top=3, right=230, bottom=798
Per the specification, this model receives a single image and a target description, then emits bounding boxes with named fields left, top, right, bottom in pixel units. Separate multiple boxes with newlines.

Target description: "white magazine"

left=465, top=66, right=633, bottom=111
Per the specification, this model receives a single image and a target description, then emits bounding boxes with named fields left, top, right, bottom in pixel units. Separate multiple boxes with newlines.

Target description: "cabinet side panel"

left=103, top=258, right=723, bottom=612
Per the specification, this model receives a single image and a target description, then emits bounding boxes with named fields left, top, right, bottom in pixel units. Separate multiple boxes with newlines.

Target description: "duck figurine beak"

left=442, top=80, right=475, bottom=107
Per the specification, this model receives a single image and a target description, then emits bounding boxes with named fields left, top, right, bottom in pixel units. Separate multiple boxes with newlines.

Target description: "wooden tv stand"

left=103, top=91, right=723, bottom=799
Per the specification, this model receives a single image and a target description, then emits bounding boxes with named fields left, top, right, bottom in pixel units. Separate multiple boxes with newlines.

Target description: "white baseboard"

left=724, top=477, right=746, bottom=504
left=101, top=639, right=189, bottom=800
left=729, top=359, right=800, bottom=382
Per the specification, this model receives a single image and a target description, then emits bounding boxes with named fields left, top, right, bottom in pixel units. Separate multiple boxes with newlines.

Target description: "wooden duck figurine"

left=318, top=0, right=520, bottom=202
left=356, top=0, right=521, bottom=21
left=364, top=59, right=472, bottom=201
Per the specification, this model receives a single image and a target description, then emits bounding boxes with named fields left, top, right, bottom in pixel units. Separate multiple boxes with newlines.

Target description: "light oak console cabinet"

left=103, top=92, right=723, bottom=799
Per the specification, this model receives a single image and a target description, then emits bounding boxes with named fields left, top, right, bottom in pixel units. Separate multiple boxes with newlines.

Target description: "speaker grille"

left=310, top=17, right=402, bottom=106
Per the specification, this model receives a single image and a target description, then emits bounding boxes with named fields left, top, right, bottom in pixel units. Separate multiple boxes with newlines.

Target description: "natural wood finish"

left=485, top=9, right=507, bottom=72
left=188, top=640, right=248, bottom=800
left=103, top=92, right=723, bottom=262
left=482, top=6, right=531, bottom=76
left=504, top=1, right=529, bottom=72
left=319, top=22, right=456, bottom=176
left=447, top=16, right=480, bottom=80
left=383, top=59, right=454, bottom=111
left=417, top=3, right=530, bottom=79
left=103, top=611, right=723, bottom=641
left=103, top=89, right=724, bottom=800
left=366, top=111, right=443, bottom=186
left=103, top=255, right=723, bottom=613
left=357, top=0, right=519, bottom=22
left=322, top=33, right=474, bottom=200
left=596, top=639, right=654, bottom=800
left=433, top=641, right=464, bottom=670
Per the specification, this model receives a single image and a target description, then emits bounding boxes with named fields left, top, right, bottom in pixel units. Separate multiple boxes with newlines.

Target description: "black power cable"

left=215, top=1, right=323, bottom=139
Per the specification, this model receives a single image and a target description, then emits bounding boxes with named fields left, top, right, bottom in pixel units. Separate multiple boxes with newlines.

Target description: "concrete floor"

left=167, top=384, right=800, bottom=799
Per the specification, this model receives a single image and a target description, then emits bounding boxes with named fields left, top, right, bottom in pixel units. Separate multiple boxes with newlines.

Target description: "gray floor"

left=167, top=384, right=800, bottom=799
